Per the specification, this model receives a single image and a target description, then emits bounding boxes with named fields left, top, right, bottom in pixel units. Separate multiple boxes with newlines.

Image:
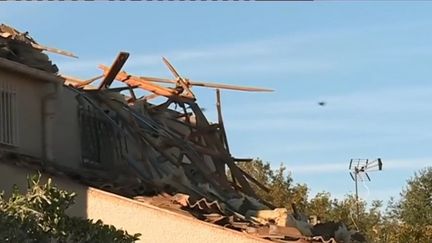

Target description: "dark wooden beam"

left=98, top=52, right=129, bottom=90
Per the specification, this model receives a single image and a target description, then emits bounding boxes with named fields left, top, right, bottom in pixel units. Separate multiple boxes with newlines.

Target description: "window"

left=0, top=80, right=18, bottom=146
left=78, top=102, right=126, bottom=168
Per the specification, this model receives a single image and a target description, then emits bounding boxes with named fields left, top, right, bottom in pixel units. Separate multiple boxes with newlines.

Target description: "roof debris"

left=0, top=24, right=76, bottom=73
left=0, top=24, right=365, bottom=243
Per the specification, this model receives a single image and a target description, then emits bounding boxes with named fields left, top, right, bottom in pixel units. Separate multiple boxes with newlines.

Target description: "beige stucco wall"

left=0, top=67, right=44, bottom=158
left=86, top=188, right=267, bottom=243
left=0, top=61, right=84, bottom=170
left=52, top=87, right=82, bottom=170
left=0, top=60, right=158, bottom=176
left=0, top=162, right=266, bottom=243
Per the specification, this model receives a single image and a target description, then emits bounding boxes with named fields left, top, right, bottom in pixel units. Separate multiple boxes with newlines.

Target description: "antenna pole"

left=349, top=158, right=383, bottom=221
left=355, top=170, right=359, bottom=219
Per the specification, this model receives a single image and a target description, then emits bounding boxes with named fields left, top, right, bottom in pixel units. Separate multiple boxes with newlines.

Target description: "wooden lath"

left=138, top=75, right=274, bottom=92
left=61, top=52, right=275, bottom=206
left=139, top=57, right=273, bottom=93
left=98, top=65, right=195, bottom=103
left=0, top=24, right=78, bottom=58
left=61, top=74, right=103, bottom=88
left=61, top=52, right=272, bottom=103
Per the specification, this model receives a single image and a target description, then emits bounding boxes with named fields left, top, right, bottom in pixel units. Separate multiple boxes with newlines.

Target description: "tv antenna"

left=349, top=158, right=383, bottom=218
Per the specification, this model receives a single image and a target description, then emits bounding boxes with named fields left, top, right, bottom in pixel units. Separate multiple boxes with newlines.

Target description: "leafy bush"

left=0, top=173, right=141, bottom=242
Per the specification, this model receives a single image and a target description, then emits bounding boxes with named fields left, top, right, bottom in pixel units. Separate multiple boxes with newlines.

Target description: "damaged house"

left=0, top=24, right=364, bottom=243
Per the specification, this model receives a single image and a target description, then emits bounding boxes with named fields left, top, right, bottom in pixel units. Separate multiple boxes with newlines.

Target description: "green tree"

left=237, top=159, right=309, bottom=210
left=376, top=198, right=402, bottom=243
left=290, top=183, right=309, bottom=213
left=0, top=173, right=141, bottom=242
left=399, top=167, right=432, bottom=227
left=307, top=192, right=333, bottom=221
left=237, top=159, right=432, bottom=242
left=236, top=159, right=274, bottom=203
left=327, top=195, right=362, bottom=229
left=267, top=162, right=294, bottom=208
left=390, top=167, right=432, bottom=242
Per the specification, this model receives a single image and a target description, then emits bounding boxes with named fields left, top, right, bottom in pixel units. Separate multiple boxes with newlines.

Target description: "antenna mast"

left=348, top=158, right=383, bottom=218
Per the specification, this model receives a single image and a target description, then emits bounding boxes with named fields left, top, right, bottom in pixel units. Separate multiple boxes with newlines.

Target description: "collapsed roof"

left=0, top=24, right=76, bottom=73
left=0, top=24, right=365, bottom=243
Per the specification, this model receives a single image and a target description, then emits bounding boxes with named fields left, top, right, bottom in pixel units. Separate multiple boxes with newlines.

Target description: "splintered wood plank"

left=216, top=89, right=230, bottom=153
left=62, top=74, right=103, bottom=88
left=137, top=75, right=274, bottom=92
left=236, top=166, right=271, bottom=193
left=29, top=42, right=78, bottom=58
left=99, top=65, right=195, bottom=103
left=161, top=57, right=195, bottom=99
left=128, top=85, right=137, bottom=102
left=184, top=81, right=274, bottom=92
left=99, top=52, right=130, bottom=89
left=189, top=102, right=258, bottom=198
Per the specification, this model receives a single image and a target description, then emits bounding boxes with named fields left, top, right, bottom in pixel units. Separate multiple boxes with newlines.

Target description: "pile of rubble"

left=0, top=24, right=366, bottom=243
left=64, top=53, right=365, bottom=243
left=0, top=24, right=76, bottom=73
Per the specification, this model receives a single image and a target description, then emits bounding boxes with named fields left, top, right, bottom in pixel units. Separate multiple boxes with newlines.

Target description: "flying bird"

left=318, top=101, right=326, bottom=106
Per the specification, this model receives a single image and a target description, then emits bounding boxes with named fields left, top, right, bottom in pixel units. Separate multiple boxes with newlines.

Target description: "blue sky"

left=2, top=3, right=432, bottom=204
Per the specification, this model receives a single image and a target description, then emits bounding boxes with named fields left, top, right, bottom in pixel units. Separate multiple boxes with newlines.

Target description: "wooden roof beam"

left=98, top=52, right=129, bottom=90
left=99, top=65, right=195, bottom=103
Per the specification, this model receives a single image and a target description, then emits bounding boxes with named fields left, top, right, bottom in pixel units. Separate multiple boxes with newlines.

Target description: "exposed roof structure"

left=0, top=24, right=365, bottom=243
left=0, top=24, right=77, bottom=73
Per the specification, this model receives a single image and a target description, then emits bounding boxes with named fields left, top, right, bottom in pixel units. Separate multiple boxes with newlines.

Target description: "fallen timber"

left=0, top=23, right=365, bottom=242
left=62, top=53, right=362, bottom=242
